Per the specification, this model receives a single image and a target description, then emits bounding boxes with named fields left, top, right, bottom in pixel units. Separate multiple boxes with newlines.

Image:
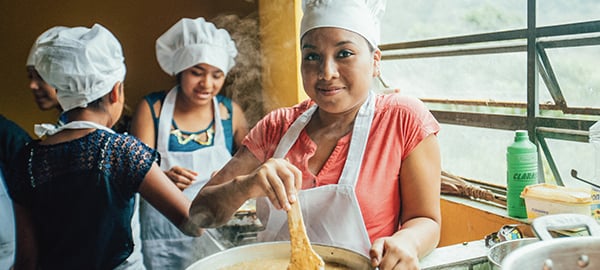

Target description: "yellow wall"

left=258, top=0, right=307, bottom=112
left=439, top=199, right=525, bottom=247
left=0, top=0, right=257, bottom=136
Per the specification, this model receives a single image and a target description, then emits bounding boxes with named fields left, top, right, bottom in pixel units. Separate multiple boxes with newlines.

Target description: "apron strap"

left=272, top=104, right=318, bottom=159
left=157, top=86, right=179, bottom=153
left=157, top=86, right=226, bottom=153
left=211, top=97, right=226, bottom=147
left=338, top=92, right=375, bottom=186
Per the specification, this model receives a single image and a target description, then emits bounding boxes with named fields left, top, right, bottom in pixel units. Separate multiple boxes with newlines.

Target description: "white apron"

left=257, top=92, right=375, bottom=256
left=139, top=87, right=232, bottom=270
left=46, top=120, right=145, bottom=269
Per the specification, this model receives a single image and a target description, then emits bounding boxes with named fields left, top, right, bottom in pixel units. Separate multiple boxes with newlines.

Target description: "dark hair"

left=87, top=96, right=104, bottom=108
left=176, top=72, right=182, bottom=85
left=85, top=83, right=123, bottom=110
left=61, top=97, right=104, bottom=121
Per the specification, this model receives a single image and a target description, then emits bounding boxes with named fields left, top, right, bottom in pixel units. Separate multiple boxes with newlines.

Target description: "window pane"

left=543, top=139, right=595, bottom=188
left=438, top=124, right=513, bottom=186
left=537, top=0, right=600, bottom=27
left=380, top=53, right=528, bottom=102
left=544, top=46, right=600, bottom=108
left=381, top=0, right=526, bottom=43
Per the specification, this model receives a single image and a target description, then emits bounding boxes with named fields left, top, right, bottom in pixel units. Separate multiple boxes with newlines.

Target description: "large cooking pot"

left=185, top=241, right=374, bottom=270
left=501, top=213, right=600, bottom=269
left=501, top=236, right=600, bottom=269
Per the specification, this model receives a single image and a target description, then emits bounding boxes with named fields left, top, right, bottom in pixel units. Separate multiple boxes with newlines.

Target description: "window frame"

left=379, top=0, right=600, bottom=187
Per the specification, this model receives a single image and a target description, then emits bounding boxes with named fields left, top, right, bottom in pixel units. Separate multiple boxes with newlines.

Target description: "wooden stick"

left=441, top=171, right=506, bottom=206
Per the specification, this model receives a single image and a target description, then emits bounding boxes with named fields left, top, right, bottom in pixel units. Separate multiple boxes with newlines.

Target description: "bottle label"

left=511, top=172, right=537, bottom=181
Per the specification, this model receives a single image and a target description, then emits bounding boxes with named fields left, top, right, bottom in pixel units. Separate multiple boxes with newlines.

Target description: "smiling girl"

left=129, top=17, right=248, bottom=270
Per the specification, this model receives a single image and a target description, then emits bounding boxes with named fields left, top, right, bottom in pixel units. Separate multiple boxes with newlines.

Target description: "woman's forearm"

left=189, top=176, right=251, bottom=228
left=394, top=217, right=441, bottom=259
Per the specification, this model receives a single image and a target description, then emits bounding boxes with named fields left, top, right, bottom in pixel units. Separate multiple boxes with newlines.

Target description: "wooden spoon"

left=287, top=198, right=325, bottom=270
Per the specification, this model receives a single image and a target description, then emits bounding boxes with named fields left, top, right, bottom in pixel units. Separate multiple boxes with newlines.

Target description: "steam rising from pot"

left=212, top=12, right=264, bottom=127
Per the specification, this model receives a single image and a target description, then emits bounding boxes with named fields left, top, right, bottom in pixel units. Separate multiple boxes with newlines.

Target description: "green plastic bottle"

left=506, top=130, right=538, bottom=218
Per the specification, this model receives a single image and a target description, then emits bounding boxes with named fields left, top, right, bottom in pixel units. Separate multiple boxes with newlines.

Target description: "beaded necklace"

left=169, top=120, right=215, bottom=145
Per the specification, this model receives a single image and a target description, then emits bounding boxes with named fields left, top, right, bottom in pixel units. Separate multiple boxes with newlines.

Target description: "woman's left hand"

left=164, top=166, right=198, bottom=190
left=369, top=236, right=420, bottom=270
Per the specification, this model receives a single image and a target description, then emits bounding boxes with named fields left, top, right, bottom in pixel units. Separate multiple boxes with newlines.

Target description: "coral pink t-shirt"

left=242, top=93, right=440, bottom=242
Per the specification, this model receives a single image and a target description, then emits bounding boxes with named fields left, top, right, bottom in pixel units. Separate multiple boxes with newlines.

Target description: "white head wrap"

left=26, top=26, right=69, bottom=67
left=300, top=0, right=386, bottom=48
left=32, top=24, right=126, bottom=112
left=156, top=17, right=237, bottom=76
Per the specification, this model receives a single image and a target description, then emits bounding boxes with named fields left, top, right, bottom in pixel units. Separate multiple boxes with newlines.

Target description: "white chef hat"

left=156, top=17, right=237, bottom=76
left=33, top=24, right=126, bottom=112
left=26, top=26, right=69, bottom=67
left=300, top=0, right=386, bottom=48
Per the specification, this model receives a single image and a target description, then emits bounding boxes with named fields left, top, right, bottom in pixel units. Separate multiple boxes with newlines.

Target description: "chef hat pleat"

left=26, top=26, right=70, bottom=67
left=156, top=17, right=238, bottom=76
left=33, top=24, right=126, bottom=112
left=300, top=0, right=386, bottom=48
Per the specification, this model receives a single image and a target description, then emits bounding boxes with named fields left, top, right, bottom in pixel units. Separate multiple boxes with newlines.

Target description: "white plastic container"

left=520, top=183, right=592, bottom=219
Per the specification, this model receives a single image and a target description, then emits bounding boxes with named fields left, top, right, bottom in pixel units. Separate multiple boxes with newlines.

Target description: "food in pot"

left=184, top=242, right=374, bottom=270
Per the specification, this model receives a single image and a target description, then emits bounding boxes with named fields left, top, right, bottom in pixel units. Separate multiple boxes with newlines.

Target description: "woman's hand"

left=238, top=158, right=302, bottom=211
left=370, top=236, right=420, bottom=270
left=164, top=166, right=198, bottom=190
left=189, top=153, right=302, bottom=228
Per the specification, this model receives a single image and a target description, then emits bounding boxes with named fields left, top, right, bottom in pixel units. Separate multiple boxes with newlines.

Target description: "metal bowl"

left=487, top=238, right=539, bottom=270
left=185, top=241, right=374, bottom=270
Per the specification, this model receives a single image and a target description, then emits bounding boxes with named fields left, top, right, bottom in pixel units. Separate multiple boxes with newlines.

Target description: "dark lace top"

left=7, top=130, right=158, bottom=270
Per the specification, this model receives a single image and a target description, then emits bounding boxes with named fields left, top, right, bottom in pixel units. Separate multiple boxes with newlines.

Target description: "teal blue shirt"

left=143, top=91, right=235, bottom=153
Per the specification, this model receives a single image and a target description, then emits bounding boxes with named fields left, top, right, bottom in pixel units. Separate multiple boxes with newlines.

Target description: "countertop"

left=420, top=240, right=489, bottom=269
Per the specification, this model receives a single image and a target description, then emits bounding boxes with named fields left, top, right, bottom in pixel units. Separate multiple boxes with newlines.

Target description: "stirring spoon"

left=287, top=197, right=325, bottom=270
